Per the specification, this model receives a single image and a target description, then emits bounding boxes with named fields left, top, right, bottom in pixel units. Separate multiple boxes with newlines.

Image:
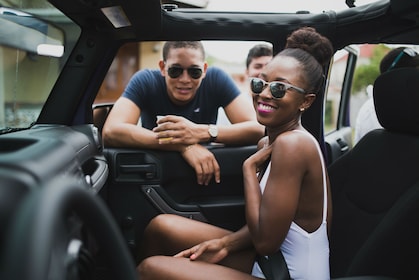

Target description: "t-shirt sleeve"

left=121, top=69, right=171, bottom=129
left=207, top=67, right=241, bottom=108
left=122, top=69, right=162, bottom=109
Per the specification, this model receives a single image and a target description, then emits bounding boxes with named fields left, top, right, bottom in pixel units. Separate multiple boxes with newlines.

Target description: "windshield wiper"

left=0, top=127, right=29, bottom=134
left=0, top=121, right=37, bottom=134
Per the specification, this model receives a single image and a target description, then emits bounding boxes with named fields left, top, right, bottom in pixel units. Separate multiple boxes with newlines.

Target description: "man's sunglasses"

left=167, top=66, right=203, bottom=79
left=387, top=48, right=418, bottom=72
left=250, top=78, right=306, bottom=99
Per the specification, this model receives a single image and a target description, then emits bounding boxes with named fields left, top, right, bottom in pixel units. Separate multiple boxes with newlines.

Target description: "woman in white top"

left=137, top=26, right=333, bottom=280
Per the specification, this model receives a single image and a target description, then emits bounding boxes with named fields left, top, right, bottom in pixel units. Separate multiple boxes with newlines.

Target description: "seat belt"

left=257, top=250, right=291, bottom=280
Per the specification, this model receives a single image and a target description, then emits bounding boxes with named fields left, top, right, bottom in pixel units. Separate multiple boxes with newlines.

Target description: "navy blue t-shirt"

left=122, top=67, right=240, bottom=129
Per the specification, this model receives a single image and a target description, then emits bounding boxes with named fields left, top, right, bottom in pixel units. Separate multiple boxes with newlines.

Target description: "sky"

left=202, top=41, right=270, bottom=64
left=201, top=0, right=377, bottom=63
left=206, top=0, right=376, bottom=13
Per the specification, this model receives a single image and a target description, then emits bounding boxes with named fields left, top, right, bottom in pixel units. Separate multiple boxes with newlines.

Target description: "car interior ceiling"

left=46, top=0, right=419, bottom=44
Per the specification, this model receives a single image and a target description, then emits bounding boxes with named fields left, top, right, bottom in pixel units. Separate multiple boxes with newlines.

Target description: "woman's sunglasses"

left=167, top=66, right=203, bottom=79
left=387, top=48, right=418, bottom=72
left=250, top=78, right=306, bottom=99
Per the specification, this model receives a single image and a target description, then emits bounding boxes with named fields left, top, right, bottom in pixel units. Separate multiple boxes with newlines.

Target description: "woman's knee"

left=137, top=256, right=162, bottom=278
left=146, top=214, right=177, bottom=235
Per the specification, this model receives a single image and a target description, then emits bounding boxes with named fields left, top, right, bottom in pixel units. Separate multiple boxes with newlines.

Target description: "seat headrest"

left=373, top=68, right=419, bottom=135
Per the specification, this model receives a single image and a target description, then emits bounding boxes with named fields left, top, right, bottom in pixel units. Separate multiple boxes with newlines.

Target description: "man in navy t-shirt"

left=125, top=67, right=238, bottom=130
left=103, top=41, right=264, bottom=185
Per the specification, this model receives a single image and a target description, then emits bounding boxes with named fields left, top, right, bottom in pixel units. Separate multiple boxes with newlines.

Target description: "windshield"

left=0, top=0, right=80, bottom=132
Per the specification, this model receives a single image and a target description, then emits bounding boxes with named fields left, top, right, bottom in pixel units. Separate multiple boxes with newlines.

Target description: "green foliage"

left=351, top=44, right=390, bottom=94
left=206, top=55, right=216, bottom=66
left=352, top=64, right=379, bottom=93
left=324, top=100, right=333, bottom=132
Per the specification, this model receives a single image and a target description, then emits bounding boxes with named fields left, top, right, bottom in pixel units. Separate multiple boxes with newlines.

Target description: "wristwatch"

left=208, top=124, right=218, bottom=142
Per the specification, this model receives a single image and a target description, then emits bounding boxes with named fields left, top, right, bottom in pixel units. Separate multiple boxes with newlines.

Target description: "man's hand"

left=173, top=238, right=228, bottom=264
left=153, top=116, right=220, bottom=185
left=181, top=144, right=220, bottom=185
left=153, top=115, right=204, bottom=145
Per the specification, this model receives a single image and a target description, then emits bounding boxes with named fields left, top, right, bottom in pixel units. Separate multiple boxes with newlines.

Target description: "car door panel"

left=103, top=145, right=256, bottom=258
left=325, top=127, right=352, bottom=165
left=104, top=145, right=256, bottom=221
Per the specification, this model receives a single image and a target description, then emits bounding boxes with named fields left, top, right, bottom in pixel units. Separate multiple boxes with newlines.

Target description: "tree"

left=351, top=44, right=390, bottom=94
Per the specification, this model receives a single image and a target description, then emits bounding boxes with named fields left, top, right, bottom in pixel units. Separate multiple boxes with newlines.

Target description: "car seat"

left=328, top=68, right=419, bottom=279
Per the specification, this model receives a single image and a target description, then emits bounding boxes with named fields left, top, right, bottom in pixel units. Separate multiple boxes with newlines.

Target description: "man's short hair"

left=246, top=44, right=273, bottom=68
left=162, top=41, right=205, bottom=61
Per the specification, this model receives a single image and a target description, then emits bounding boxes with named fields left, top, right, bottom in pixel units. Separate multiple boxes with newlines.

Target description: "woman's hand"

left=243, top=141, right=272, bottom=174
left=174, top=238, right=228, bottom=264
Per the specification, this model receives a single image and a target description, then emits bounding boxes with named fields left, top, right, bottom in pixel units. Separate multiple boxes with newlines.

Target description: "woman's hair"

left=162, top=41, right=206, bottom=61
left=280, top=27, right=334, bottom=93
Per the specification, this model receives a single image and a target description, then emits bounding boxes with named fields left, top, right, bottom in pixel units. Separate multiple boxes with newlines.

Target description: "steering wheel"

left=0, top=176, right=137, bottom=280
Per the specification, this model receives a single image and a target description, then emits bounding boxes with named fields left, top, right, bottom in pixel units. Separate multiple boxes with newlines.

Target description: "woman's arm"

left=174, top=225, right=253, bottom=263
left=244, top=134, right=305, bottom=256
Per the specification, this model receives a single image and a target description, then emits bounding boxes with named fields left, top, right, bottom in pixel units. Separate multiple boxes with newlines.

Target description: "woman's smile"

left=257, top=101, right=277, bottom=114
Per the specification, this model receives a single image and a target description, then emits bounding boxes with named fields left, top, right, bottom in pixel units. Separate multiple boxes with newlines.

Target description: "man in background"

left=217, top=43, right=273, bottom=125
left=245, top=43, right=273, bottom=82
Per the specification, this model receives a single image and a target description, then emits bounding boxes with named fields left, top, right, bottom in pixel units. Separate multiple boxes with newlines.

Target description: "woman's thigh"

left=138, top=214, right=256, bottom=273
left=139, top=214, right=232, bottom=259
left=138, top=255, right=263, bottom=280
left=149, top=214, right=232, bottom=245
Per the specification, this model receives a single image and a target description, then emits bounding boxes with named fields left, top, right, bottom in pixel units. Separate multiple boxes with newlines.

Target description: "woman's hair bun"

left=285, top=27, right=333, bottom=67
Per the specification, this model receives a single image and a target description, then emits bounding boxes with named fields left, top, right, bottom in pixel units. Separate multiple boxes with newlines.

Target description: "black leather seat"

left=328, top=68, right=419, bottom=279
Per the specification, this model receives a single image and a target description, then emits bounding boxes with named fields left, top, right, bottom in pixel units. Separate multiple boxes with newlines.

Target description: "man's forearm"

left=215, top=121, right=264, bottom=145
left=103, top=123, right=182, bottom=151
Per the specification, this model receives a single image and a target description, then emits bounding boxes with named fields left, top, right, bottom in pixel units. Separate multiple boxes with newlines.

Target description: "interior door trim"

left=141, top=186, right=208, bottom=222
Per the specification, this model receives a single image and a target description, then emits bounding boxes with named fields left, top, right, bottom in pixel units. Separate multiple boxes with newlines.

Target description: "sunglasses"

left=250, top=78, right=306, bottom=99
left=167, top=66, right=203, bottom=79
left=387, top=48, right=418, bottom=72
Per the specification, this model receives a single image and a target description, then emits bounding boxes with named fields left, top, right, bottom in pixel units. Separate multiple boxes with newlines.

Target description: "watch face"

left=209, top=125, right=218, bottom=137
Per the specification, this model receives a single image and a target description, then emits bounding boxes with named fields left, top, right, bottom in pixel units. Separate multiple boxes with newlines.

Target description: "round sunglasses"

left=167, top=66, right=203, bottom=79
left=250, top=78, right=306, bottom=99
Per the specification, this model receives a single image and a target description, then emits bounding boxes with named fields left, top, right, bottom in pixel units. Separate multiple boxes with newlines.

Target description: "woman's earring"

left=300, top=107, right=305, bottom=112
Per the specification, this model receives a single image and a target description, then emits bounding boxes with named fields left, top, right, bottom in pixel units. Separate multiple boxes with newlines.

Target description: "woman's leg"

left=138, top=255, right=263, bottom=280
left=138, top=214, right=256, bottom=273
left=138, top=214, right=231, bottom=259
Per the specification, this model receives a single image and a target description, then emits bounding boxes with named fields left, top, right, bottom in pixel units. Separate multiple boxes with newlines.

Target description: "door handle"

left=336, top=138, right=349, bottom=153
left=120, top=164, right=156, bottom=179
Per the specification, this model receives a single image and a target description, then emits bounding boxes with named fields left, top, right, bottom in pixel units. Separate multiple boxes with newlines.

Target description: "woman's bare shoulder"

left=271, top=130, right=317, bottom=162
left=273, top=129, right=312, bottom=146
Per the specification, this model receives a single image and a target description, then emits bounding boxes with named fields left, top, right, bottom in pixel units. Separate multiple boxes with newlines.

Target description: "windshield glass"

left=0, top=0, right=80, bottom=132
